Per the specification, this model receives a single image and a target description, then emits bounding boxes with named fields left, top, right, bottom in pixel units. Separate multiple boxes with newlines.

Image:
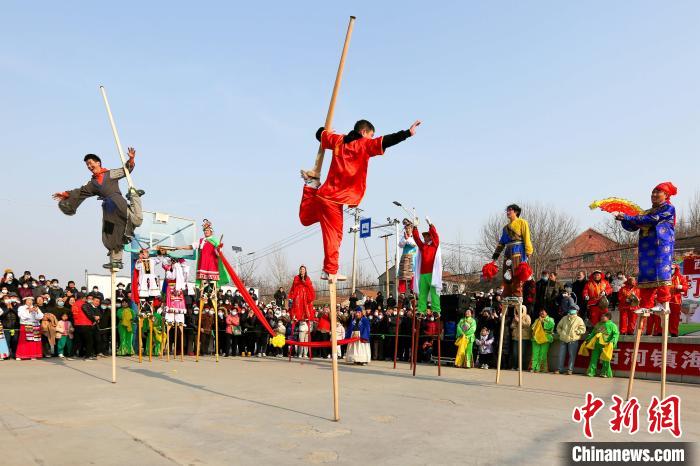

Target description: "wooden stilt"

left=138, top=312, right=143, bottom=363
left=180, top=324, right=184, bottom=362
left=661, top=309, right=670, bottom=399
left=289, top=320, right=295, bottom=362
left=213, top=283, right=219, bottom=363
left=518, top=305, right=523, bottom=387
left=393, top=309, right=400, bottom=369
left=329, top=280, right=340, bottom=421
left=413, top=315, right=421, bottom=377
left=495, top=303, right=507, bottom=384
left=437, top=313, right=442, bottom=376
left=165, top=324, right=171, bottom=362
left=195, top=283, right=205, bottom=362
left=110, top=267, right=117, bottom=383
left=626, top=312, right=647, bottom=400
left=149, top=316, right=153, bottom=362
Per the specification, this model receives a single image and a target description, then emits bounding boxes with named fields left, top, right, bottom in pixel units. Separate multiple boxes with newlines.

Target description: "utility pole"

left=393, top=219, right=400, bottom=299
left=380, top=233, right=392, bottom=298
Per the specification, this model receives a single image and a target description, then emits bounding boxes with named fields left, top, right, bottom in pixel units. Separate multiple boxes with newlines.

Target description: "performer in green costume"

left=455, top=309, right=476, bottom=368
left=116, top=300, right=134, bottom=356
left=531, top=309, right=555, bottom=372
left=583, top=312, right=619, bottom=378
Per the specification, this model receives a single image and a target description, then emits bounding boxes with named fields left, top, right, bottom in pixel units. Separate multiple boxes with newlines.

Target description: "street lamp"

left=231, top=246, right=243, bottom=253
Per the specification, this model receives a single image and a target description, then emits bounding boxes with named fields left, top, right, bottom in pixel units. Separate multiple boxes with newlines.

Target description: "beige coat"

left=510, top=309, right=532, bottom=340
left=41, top=313, right=59, bottom=346
left=556, top=314, right=586, bottom=343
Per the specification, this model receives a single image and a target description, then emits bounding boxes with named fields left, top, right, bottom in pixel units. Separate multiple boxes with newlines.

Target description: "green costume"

left=116, top=305, right=134, bottom=356
left=145, top=313, right=164, bottom=355
left=417, top=273, right=441, bottom=314
left=531, top=316, right=555, bottom=372
left=194, top=236, right=231, bottom=287
left=585, top=320, right=619, bottom=377
left=455, top=316, right=476, bottom=368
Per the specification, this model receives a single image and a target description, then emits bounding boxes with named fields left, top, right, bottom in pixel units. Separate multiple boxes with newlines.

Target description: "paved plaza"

left=1, top=356, right=696, bottom=465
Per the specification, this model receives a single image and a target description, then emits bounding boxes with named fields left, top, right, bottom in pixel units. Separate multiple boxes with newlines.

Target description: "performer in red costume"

left=412, top=218, right=441, bottom=315
left=289, top=265, right=315, bottom=322
left=618, top=277, right=641, bottom=335
left=583, top=270, right=612, bottom=326
left=669, top=264, right=689, bottom=337
left=300, top=119, right=421, bottom=281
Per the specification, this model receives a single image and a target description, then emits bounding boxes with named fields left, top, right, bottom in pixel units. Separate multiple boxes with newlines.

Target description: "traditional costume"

left=620, top=182, right=677, bottom=326
left=492, top=216, right=533, bottom=298
left=618, top=278, right=641, bottom=335
left=412, top=222, right=442, bottom=314
left=669, top=266, right=689, bottom=336
left=581, top=319, right=619, bottom=377
left=16, top=300, right=44, bottom=359
left=162, top=257, right=190, bottom=325
left=582, top=273, right=612, bottom=326
left=116, top=304, right=134, bottom=356
left=531, top=315, right=554, bottom=372
left=191, top=221, right=230, bottom=287
left=454, top=314, right=476, bottom=368
left=345, top=312, right=371, bottom=364
left=398, top=220, right=418, bottom=293
left=134, top=251, right=162, bottom=299
left=288, top=272, right=315, bottom=322
left=299, top=126, right=413, bottom=276
left=55, top=154, right=143, bottom=268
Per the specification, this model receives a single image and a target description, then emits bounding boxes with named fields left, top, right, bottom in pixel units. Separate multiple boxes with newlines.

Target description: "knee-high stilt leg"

left=196, top=283, right=205, bottom=362
left=437, top=314, right=442, bottom=376
left=495, top=303, right=507, bottom=384
left=626, top=311, right=648, bottom=400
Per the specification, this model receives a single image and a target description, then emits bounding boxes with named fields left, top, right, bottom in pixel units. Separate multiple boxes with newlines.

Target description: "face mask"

left=118, top=286, right=124, bottom=290
left=430, top=317, right=435, bottom=321
left=399, top=312, right=404, bottom=316
left=209, top=310, right=215, bottom=315
left=7, top=274, right=13, bottom=280
left=541, top=276, right=548, bottom=281
left=378, top=315, right=383, bottom=320
left=218, top=312, right=224, bottom=318
left=101, top=305, right=107, bottom=309
left=568, top=310, right=577, bottom=315
left=194, top=310, right=199, bottom=315
left=57, top=302, right=65, bottom=308
left=232, top=311, right=237, bottom=316
left=23, top=284, right=29, bottom=288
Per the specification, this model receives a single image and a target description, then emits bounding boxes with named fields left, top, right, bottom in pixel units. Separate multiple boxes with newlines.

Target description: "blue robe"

left=345, top=316, right=370, bottom=341
left=621, top=202, right=675, bottom=288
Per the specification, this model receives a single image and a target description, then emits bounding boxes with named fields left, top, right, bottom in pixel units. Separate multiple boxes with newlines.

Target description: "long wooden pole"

left=138, top=313, right=143, bottom=363
left=437, top=314, right=441, bottom=376
left=110, top=267, right=117, bottom=383
left=495, top=303, right=507, bottom=384
left=626, top=313, right=647, bottom=400
left=412, top=314, right=420, bottom=377
left=329, top=282, right=340, bottom=421
left=518, top=305, right=523, bottom=387
left=661, top=310, right=669, bottom=399
left=149, top=316, right=153, bottom=362
left=99, top=86, right=135, bottom=190
left=392, top=307, right=400, bottom=369
left=180, top=324, right=184, bottom=362
left=213, top=283, right=219, bottom=363
left=196, top=284, right=205, bottom=362
left=307, top=16, right=356, bottom=178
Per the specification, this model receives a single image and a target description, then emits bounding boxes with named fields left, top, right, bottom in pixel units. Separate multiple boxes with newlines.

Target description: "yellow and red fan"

left=589, top=197, right=643, bottom=216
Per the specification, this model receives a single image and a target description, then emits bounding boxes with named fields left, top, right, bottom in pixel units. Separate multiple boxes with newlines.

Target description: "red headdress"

left=654, top=182, right=677, bottom=198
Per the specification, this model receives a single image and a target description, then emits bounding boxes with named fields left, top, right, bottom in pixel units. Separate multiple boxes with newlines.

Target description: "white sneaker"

left=58, top=354, right=65, bottom=359
left=320, top=271, right=347, bottom=282
left=16, top=358, right=21, bottom=361
left=261, top=353, right=266, bottom=357
left=326, top=355, right=331, bottom=359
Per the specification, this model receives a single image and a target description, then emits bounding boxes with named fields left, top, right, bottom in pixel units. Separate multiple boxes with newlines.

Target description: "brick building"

left=554, top=228, right=636, bottom=281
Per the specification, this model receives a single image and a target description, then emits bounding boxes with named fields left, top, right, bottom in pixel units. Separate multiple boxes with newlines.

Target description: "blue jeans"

left=558, top=341, right=579, bottom=372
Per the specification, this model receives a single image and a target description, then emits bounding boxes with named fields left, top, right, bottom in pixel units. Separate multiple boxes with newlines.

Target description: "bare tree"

left=234, top=254, right=258, bottom=287
left=477, top=202, right=578, bottom=276
left=678, top=190, right=700, bottom=237
left=267, top=250, right=291, bottom=292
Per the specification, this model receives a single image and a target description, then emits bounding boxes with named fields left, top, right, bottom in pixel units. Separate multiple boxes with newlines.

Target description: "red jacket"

left=618, top=284, right=641, bottom=312
left=289, top=275, right=315, bottom=321
left=413, top=224, right=440, bottom=274
left=583, top=279, right=612, bottom=307
left=671, top=272, right=689, bottom=305
left=72, top=299, right=94, bottom=326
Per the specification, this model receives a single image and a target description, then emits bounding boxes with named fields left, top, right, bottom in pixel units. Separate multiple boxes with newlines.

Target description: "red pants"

left=669, top=302, right=681, bottom=336
left=589, top=305, right=605, bottom=326
left=640, top=286, right=671, bottom=336
left=299, top=186, right=343, bottom=275
left=619, top=307, right=639, bottom=335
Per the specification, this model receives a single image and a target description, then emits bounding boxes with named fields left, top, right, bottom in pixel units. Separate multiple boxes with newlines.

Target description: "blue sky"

left=2, top=1, right=698, bottom=284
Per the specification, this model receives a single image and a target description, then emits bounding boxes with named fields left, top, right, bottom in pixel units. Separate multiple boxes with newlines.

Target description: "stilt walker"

left=411, top=218, right=442, bottom=376
left=612, top=182, right=678, bottom=399
left=53, top=85, right=145, bottom=383
left=166, top=220, right=230, bottom=362
left=486, top=204, right=533, bottom=386
left=395, top=219, right=416, bottom=369
left=162, top=255, right=190, bottom=361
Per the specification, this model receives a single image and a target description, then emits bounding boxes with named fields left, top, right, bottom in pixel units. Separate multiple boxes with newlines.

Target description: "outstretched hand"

left=613, top=212, right=625, bottom=221
left=409, top=120, right=421, bottom=136
left=425, top=216, right=432, bottom=226
left=52, top=192, right=67, bottom=201
left=128, top=147, right=136, bottom=158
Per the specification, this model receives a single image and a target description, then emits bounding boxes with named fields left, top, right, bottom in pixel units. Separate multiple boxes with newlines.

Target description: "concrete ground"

left=1, top=355, right=696, bottom=465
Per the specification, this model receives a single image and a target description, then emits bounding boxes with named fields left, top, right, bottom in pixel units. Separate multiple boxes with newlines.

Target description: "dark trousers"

left=4, top=329, right=19, bottom=358
left=222, top=333, right=233, bottom=356
left=75, top=325, right=95, bottom=358
left=231, top=334, right=241, bottom=355
left=314, top=331, right=330, bottom=357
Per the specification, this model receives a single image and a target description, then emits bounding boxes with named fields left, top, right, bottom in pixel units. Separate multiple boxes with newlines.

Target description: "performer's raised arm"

left=111, top=147, right=137, bottom=180
left=426, top=218, right=439, bottom=247
left=412, top=226, right=424, bottom=249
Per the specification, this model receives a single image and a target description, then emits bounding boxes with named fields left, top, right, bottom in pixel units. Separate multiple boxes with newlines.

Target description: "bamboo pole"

left=329, top=281, right=340, bottom=421
left=99, top=86, right=135, bottom=190
left=307, top=16, right=357, bottom=178
left=626, top=312, right=647, bottom=400
left=518, top=305, right=523, bottom=387
left=110, top=267, right=117, bottom=383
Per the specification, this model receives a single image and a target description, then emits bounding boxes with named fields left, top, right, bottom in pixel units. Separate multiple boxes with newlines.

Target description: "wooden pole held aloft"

left=99, top=86, right=135, bottom=191
left=309, top=16, right=356, bottom=177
